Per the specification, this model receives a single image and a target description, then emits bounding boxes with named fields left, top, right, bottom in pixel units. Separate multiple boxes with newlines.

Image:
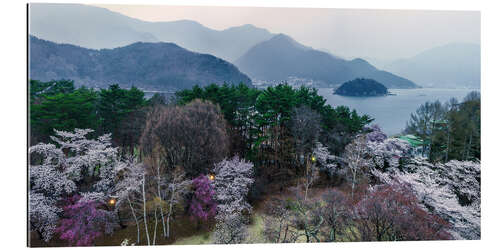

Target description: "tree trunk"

left=166, top=186, right=176, bottom=238
left=153, top=206, right=158, bottom=245
left=466, top=133, right=472, bottom=160
left=283, top=224, right=289, bottom=243
left=127, top=196, right=140, bottom=244
left=445, top=126, right=450, bottom=162
left=351, top=170, right=356, bottom=199
left=329, top=227, right=336, bottom=242
left=156, top=163, right=167, bottom=238
left=304, top=160, right=309, bottom=201
left=142, top=174, right=151, bottom=245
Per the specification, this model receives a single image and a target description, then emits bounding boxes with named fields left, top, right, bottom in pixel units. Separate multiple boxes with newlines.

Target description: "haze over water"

left=317, top=88, right=478, bottom=135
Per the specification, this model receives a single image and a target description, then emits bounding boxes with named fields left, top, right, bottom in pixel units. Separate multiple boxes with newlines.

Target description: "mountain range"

left=29, top=3, right=274, bottom=62
left=29, top=36, right=251, bottom=91
left=235, top=34, right=418, bottom=89
left=29, top=3, right=478, bottom=90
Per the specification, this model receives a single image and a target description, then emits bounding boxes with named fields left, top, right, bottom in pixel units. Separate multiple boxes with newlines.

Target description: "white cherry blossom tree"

left=29, top=129, right=119, bottom=242
left=212, top=156, right=254, bottom=244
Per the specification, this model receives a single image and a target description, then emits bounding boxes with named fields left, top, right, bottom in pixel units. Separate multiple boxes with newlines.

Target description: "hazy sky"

left=93, top=4, right=480, bottom=61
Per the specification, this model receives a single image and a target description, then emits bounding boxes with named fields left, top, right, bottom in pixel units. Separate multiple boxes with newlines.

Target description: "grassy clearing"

left=173, top=231, right=213, bottom=245
left=245, top=213, right=267, bottom=243
left=172, top=212, right=269, bottom=245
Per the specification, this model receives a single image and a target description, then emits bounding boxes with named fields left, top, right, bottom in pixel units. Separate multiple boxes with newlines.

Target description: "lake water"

left=317, top=88, right=479, bottom=136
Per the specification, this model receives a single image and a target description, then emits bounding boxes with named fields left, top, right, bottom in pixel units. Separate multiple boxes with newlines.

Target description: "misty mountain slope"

left=133, top=22, right=275, bottom=62
left=29, top=36, right=252, bottom=91
left=383, top=43, right=480, bottom=88
left=29, top=3, right=159, bottom=49
left=235, top=34, right=418, bottom=89
left=347, top=58, right=418, bottom=89
left=29, top=3, right=274, bottom=62
left=235, top=34, right=352, bottom=83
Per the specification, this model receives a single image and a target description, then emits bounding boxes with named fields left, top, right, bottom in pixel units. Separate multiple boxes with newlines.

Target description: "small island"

left=334, top=78, right=389, bottom=97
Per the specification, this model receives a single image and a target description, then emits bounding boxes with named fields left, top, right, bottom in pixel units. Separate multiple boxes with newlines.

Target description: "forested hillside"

left=29, top=36, right=252, bottom=91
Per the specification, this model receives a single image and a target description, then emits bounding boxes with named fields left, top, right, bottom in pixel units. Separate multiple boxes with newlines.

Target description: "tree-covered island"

left=334, top=78, right=389, bottom=97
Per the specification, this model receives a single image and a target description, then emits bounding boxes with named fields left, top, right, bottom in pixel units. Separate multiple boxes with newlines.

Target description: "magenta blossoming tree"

left=55, top=195, right=118, bottom=246
left=189, top=175, right=217, bottom=222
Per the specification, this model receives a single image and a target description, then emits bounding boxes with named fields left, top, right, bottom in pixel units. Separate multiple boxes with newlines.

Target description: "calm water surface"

left=317, top=88, right=479, bottom=135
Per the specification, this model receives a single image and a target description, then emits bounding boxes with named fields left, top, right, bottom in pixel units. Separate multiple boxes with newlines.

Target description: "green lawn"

left=173, top=231, right=213, bottom=245
left=245, top=213, right=267, bottom=243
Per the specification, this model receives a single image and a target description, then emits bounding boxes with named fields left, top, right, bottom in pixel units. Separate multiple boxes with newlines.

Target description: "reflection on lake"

left=317, top=88, right=479, bottom=135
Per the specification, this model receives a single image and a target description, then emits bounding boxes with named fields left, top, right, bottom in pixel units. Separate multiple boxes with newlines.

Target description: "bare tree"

left=288, top=195, right=324, bottom=243
left=354, top=182, right=452, bottom=241
left=290, top=106, right=322, bottom=200
left=140, top=99, right=230, bottom=177
left=165, top=168, right=191, bottom=238
left=139, top=99, right=228, bottom=242
left=344, top=135, right=369, bottom=199
left=263, top=197, right=292, bottom=243
left=320, top=189, right=352, bottom=242
left=291, top=106, right=321, bottom=165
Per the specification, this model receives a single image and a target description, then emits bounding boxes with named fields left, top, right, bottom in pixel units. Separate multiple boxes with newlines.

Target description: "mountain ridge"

left=236, top=34, right=418, bottom=89
left=29, top=3, right=275, bottom=62
left=29, top=35, right=252, bottom=91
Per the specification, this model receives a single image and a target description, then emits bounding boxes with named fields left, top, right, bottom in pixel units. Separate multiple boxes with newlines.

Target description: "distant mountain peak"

left=165, top=19, right=204, bottom=26
left=349, top=58, right=378, bottom=71
left=269, top=33, right=294, bottom=43
left=351, top=58, right=369, bottom=63
left=233, top=24, right=258, bottom=29
left=265, top=33, right=311, bottom=50
left=222, top=23, right=272, bottom=35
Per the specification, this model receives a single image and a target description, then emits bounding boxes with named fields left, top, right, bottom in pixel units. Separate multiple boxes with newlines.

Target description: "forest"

left=404, top=91, right=480, bottom=162
left=28, top=80, right=480, bottom=246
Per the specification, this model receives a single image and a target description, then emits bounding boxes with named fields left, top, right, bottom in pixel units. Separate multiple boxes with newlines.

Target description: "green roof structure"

left=398, top=134, right=424, bottom=147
